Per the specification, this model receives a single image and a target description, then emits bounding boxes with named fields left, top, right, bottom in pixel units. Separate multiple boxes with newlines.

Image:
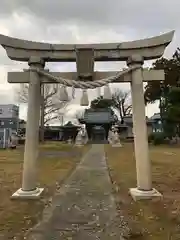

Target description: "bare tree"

left=16, top=83, right=71, bottom=141
left=112, top=89, right=132, bottom=121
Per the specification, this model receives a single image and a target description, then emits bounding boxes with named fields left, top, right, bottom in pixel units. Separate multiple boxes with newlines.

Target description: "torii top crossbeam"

left=0, top=31, right=175, bottom=62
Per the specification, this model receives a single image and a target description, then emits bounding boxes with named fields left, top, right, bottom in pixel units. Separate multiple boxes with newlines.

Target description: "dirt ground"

left=0, top=142, right=89, bottom=239
left=105, top=143, right=180, bottom=240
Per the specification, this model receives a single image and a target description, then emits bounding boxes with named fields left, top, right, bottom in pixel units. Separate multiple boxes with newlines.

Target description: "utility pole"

left=59, top=113, right=64, bottom=126
left=40, top=84, right=45, bottom=142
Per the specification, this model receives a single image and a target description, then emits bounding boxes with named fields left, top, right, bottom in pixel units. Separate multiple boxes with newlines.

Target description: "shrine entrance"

left=0, top=30, right=174, bottom=201
left=91, top=125, right=106, bottom=143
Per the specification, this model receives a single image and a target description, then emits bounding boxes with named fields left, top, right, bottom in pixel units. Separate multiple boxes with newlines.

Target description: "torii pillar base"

left=129, top=188, right=162, bottom=201
left=75, top=143, right=84, bottom=147
left=112, top=143, right=122, bottom=147
left=11, top=188, right=44, bottom=200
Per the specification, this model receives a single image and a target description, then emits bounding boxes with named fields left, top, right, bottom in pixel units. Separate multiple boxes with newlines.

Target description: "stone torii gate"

left=0, top=31, right=174, bottom=200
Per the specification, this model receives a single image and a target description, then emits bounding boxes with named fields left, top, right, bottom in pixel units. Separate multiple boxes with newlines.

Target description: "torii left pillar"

left=12, top=57, right=45, bottom=199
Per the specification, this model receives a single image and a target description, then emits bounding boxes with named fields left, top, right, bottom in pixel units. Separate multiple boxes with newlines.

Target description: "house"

left=59, top=122, right=80, bottom=141
left=0, top=104, right=19, bottom=132
left=18, top=119, right=26, bottom=136
left=19, top=119, right=26, bottom=129
left=149, top=113, right=163, bottom=132
left=115, top=115, right=154, bottom=139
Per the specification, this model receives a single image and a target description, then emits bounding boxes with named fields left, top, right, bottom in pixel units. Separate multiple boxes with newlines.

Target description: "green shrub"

left=148, top=133, right=155, bottom=142
left=148, top=132, right=165, bottom=145
left=153, top=132, right=165, bottom=145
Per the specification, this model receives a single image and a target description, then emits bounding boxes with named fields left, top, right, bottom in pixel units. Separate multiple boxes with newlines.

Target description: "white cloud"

left=0, top=1, right=177, bottom=122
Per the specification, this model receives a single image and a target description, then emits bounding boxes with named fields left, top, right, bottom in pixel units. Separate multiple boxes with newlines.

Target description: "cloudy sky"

left=0, top=0, right=178, bottom=123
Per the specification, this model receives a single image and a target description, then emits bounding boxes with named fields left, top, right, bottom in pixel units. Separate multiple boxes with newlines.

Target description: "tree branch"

left=112, top=89, right=132, bottom=120
left=16, top=83, right=71, bottom=123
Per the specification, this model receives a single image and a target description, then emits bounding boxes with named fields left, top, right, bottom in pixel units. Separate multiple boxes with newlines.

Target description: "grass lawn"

left=105, top=143, right=180, bottom=240
left=0, top=141, right=89, bottom=239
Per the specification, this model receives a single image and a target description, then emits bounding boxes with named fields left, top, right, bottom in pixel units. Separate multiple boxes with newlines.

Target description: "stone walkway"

left=27, top=145, right=128, bottom=239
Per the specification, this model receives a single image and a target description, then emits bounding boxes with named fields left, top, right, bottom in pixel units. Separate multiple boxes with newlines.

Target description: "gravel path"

left=27, top=145, right=128, bottom=239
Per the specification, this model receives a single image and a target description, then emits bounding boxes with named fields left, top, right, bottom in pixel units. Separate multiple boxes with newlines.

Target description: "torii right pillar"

left=127, top=55, right=162, bottom=201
